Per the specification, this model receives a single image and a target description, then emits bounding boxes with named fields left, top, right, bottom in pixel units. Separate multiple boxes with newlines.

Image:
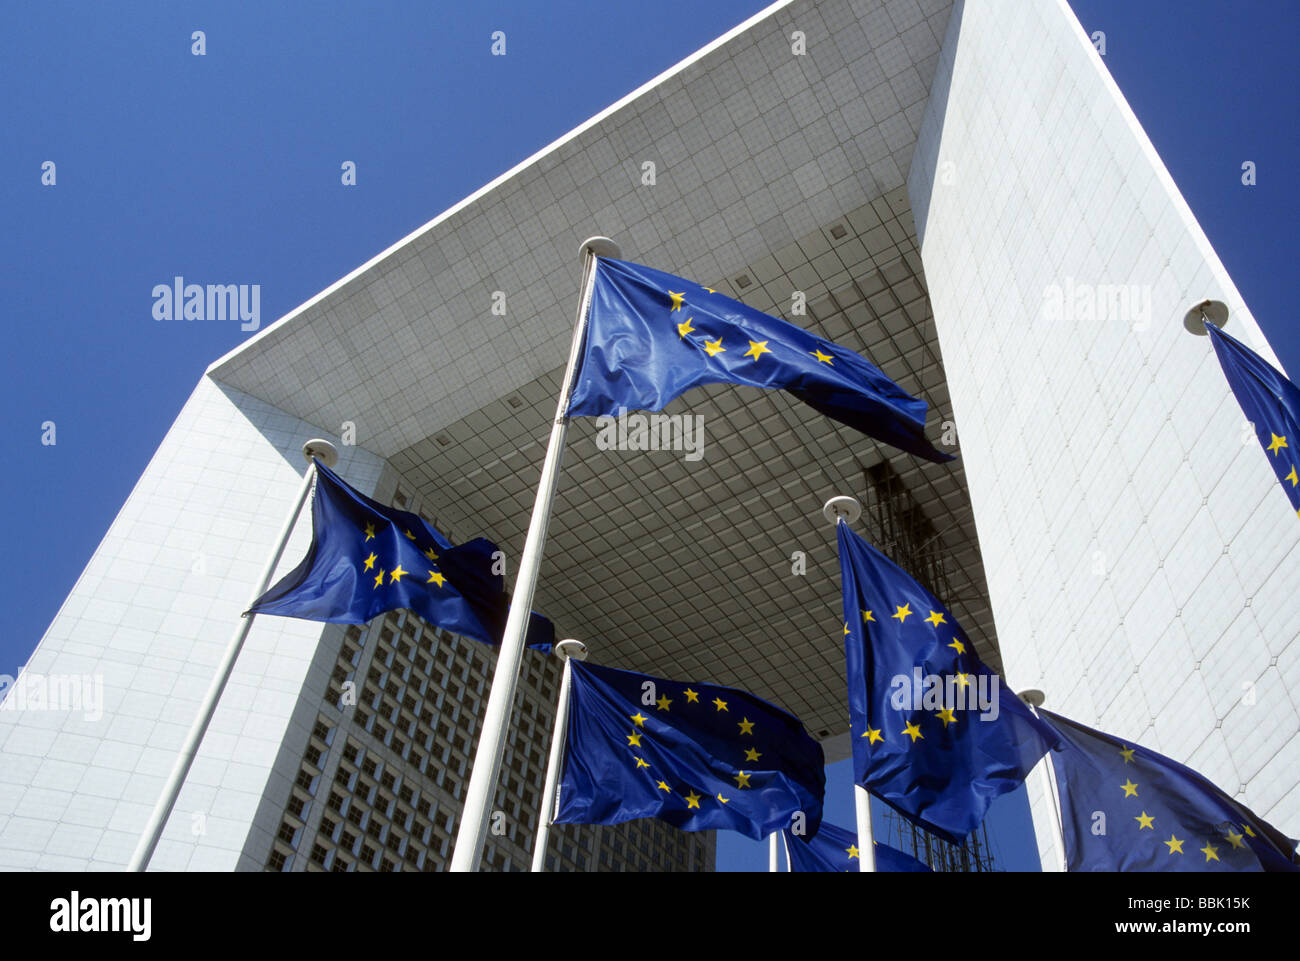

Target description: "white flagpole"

left=854, top=785, right=878, bottom=872
left=822, top=495, right=877, bottom=873
left=781, top=831, right=792, bottom=872
left=530, top=638, right=588, bottom=872
left=768, top=832, right=778, bottom=872
left=128, top=438, right=338, bottom=871
left=451, top=236, right=620, bottom=872
left=1020, top=689, right=1068, bottom=872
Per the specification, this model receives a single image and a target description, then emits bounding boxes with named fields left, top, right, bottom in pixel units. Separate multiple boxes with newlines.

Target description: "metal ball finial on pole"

left=822, top=495, right=862, bottom=526
left=1017, top=688, right=1045, bottom=708
left=302, top=438, right=340, bottom=467
left=1182, top=299, right=1228, bottom=336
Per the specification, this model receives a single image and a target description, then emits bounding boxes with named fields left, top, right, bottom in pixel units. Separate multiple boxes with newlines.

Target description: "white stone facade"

left=911, top=0, right=1298, bottom=867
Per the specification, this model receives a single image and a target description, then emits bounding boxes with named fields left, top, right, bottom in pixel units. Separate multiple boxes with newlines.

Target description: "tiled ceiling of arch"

left=390, top=195, right=998, bottom=741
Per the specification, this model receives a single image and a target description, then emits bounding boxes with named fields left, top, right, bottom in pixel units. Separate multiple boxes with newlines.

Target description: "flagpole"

left=854, top=785, right=878, bottom=872
left=127, top=438, right=338, bottom=871
left=823, top=495, right=878, bottom=873
left=781, top=831, right=792, bottom=872
left=1019, top=688, right=1068, bottom=872
left=529, top=638, right=588, bottom=872
left=768, top=832, right=778, bottom=872
left=451, top=236, right=620, bottom=872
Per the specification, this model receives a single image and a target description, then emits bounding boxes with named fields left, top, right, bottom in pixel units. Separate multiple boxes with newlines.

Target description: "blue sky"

left=1, top=1, right=1295, bottom=872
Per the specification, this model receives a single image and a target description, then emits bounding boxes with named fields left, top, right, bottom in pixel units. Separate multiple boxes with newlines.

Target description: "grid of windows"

left=264, top=712, right=337, bottom=872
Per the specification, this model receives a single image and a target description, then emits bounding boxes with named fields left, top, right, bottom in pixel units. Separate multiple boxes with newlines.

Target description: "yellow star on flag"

left=935, top=707, right=957, bottom=728
left=1119, top=746, right=1136, bottom=764
left=1120, top=779, right=1138, bottom=798
left=712, top=697, right=728, bottom=712
left=948, top=639, right=965, bottom=655
left=846, top=844, right=860, bottom=860
left=373, top=569, right=385, bottom=588
left=716, top=793, right=729, bottom=804
left=743, top=340, right=771, bottom=360
left=668, top=291, right=685, bottom=311
left=862, top=727, right=883, bottom=745
left=703, top=338, right=726, bottom=357
left=427, top=570, right=445, bottom=587
left=423, top=546, right=438, bottom=560
left=627, top=732, right=642, bottom=747
left=1287, top=466, right=1299, bottom=487
left=363, top=552, right=377, bottom=571
left=892, top=603, right=912, bottom=624
left=389, top=565, right=407, bottom=583
left=902, top=720, right=924, bottom=743
left=684, top=688, right=699, bottom=703
left=630, top=712, right=646, bottom=727
left=744, top=747, right=762, bottom=762
left=657, top=781, right=671, bottom=793
left=737, top=717, right=755, bottom=735
left=1267, top=432, right=1288, bottom=455
left=634, top=757, right=650, bottom=769
left=677, top=317, right=695, bottom=339
left=656, top=694, right=672, bottom=711
left=1225, top=829, right=1245, bottom=850
left=1134, top=811, right=1155, bottom=830
left=811, top=348, right=833, bottom=364
left=1164, top=834, right=1184, bottom=854
left=861, top=609, right=874, bottom=623
left=925, top=610, right=946, bottom=627
left=1200, top=842, right=1220, bottom=863
left=404, top=529, right=416, bottom=541
left=734, top=771, right=751, bottom=788
left=685, top=791, right=701, bottom=809
left=363, top=523, right=376, bottom=542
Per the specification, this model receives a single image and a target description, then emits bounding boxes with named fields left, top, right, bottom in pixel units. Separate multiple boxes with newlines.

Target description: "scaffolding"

left=860, top=461, right=954, bottom=603
left=879, top=806, right=1000, bottom=872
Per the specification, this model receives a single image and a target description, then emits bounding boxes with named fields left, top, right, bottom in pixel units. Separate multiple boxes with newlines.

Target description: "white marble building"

left=1, top=0, right=1293, bottom=871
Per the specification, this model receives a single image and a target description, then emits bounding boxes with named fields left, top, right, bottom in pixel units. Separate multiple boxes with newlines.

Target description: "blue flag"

left=837, top=522, right=1058, bottom=842
left=1206, top=321, right=1300, bottom=518
left=247, top=463, right=554, bottom=651
left=553, top=660, right=825, bottom=841
left=1042, top=709, right=1299, bottom=872
left=783, top=820, right=931, bottom=872
left=567, top=257, right=954, bottom=463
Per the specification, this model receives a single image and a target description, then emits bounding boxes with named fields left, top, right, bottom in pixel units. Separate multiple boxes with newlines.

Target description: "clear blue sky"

left=1, top=2, right=1295, bottom=872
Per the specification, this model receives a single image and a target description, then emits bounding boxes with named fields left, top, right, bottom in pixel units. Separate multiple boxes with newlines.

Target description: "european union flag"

left=783, top=820, right=931, bottom=872
left=1042, top=709, right=1299, bottom=872
left=553, top=660, right=825, bottom=841
left=247, top=463, right=554, bottom=651
left=837, top=522, right=1058, bottom=842
left=1206, top=321, right=1300, bottom=518
left=567, top=257, right=954, bottom=463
